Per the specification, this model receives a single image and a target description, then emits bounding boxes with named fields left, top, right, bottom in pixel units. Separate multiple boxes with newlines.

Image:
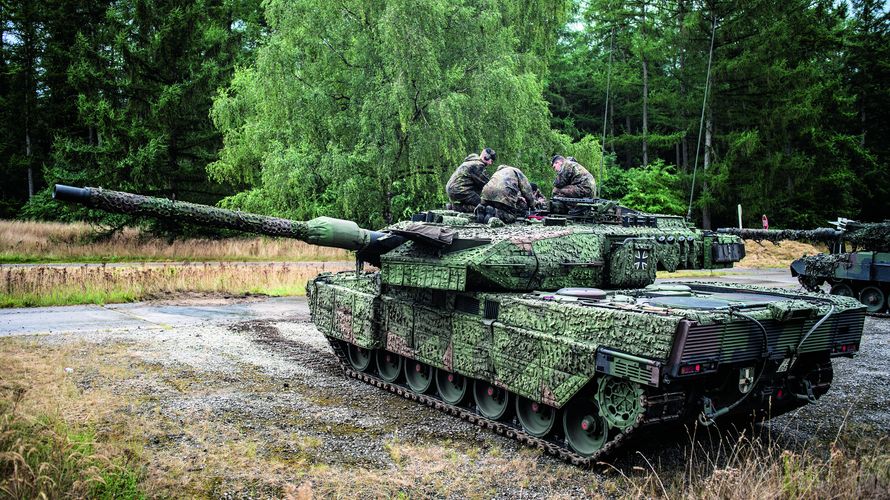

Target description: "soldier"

left=446, top=148, right=496, bottom=212
left=551, top=155, right=596, bottom=199
left=476, top=165, right=537, bottom=224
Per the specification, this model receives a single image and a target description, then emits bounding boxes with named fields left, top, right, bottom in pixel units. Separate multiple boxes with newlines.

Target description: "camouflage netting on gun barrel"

left=723, top=223, right=890, bottom=252
left=84, top=187, right=311, bottom=240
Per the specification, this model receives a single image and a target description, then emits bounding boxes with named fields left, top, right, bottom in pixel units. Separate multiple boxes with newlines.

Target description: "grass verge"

left=0, top=219, right=349, bottom=263
left=0, top=262, right=352, bottom=307
left=0, top=341, right=145, bottom=498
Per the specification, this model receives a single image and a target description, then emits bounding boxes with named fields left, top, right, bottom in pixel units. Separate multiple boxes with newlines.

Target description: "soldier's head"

left=480, top=148, right=497, bottom=166
left=551, top=155, right=565, bottom=172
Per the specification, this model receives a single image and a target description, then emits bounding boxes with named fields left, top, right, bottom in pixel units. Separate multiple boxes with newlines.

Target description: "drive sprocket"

left=596, top=376, right=644, bottom=430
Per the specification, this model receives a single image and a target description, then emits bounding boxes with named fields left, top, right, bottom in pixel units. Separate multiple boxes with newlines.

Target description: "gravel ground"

left=2, top=294, right=888, bottom=497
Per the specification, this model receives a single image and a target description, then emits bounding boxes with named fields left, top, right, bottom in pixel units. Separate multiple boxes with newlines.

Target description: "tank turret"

left=54, top=185, right=746, bottom=291
left=53, top=184, right=866, bottom=463
left=719, top=219, right=890, bottom=312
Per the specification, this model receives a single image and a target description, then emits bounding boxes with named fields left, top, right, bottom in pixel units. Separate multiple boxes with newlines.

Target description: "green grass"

left=0, top=403, right=145, bottom=498
left=1, top=262, right=333, bottom=308
left=656, top=269, right=731, bottom=278
left=0, top=286, right=306, bottom=308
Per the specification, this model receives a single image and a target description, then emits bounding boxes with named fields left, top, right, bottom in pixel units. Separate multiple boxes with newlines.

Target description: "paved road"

left=0, top=297, right=309, bottom=336
left=0, top=267, right=803, bottom=336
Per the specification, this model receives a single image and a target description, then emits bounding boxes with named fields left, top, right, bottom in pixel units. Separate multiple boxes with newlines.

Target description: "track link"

left=327, top=339, right=665, bottom=467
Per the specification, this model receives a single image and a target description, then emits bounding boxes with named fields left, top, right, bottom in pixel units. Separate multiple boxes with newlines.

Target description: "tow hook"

left=793, top=379, right=817, bottom=403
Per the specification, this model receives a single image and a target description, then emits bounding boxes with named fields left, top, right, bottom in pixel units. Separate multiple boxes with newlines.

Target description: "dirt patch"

left=2, top=300, right=887, bottom=497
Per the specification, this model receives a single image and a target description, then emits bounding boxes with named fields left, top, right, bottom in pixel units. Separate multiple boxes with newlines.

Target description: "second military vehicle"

left=721, top=219, right=890, bottom=313
left=53, top=185, right=866, bottom=465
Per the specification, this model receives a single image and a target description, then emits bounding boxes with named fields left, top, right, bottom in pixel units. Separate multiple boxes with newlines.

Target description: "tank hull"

left=793, top=251, right=890, bottom=313
left=308, top=272, right=865, bottom=462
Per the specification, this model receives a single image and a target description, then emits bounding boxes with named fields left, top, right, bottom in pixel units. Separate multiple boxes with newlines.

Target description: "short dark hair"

left=530, top=183, right=539, bottom=191
left=482, top=148, right=497, bottom=162
left=551, top=155, right=565, bottom=165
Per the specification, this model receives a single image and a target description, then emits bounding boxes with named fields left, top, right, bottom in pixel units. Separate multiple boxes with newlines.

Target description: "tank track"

left=326, top=338, right=683, bottom=467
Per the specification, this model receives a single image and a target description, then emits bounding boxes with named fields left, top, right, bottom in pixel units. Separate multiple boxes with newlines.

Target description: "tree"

left=33, top=0, right=264, bottom=224
left=210, top=0, right=571, bottom=227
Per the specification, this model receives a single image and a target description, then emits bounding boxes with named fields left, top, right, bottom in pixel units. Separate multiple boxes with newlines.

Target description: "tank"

left=53, top=185, right=867, bottom=465
left=719, top=219, right=890, bottom=313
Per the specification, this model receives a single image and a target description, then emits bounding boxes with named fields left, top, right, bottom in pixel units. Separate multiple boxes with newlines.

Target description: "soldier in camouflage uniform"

left=476, top=165, right=536, bottom=224
left=446, top=148, right=496, bottom=212
left=551, top=155, right=596, bottom=198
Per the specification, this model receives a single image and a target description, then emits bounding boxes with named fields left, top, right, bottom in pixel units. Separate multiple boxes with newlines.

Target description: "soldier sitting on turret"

left=551, top=155, right=595, bottom=199
left=446, top=148, right=496, bottom=213
left=475, top=165, right=536, bottom=224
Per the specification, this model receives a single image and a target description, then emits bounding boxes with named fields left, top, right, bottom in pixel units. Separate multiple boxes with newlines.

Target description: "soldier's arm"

left=517, top=172, right=536, bottom=208
left=552, top=164, right=574, bottom=189
left=470, top=164, right=490, bottom=189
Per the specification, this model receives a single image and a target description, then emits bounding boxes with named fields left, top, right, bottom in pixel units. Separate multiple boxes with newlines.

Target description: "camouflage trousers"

left=447, top=193, right=482, bottom=213
left=475, top=201, right=525, bottom=224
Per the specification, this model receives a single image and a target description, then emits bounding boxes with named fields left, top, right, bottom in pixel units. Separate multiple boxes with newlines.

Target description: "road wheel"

left=516, top=396, right=556, bottom=437
left=404, top=360, right=434, bottom=394
left=376, top=350, right=402, bottom=382
left=435, top=369, right=468, bottom=405
left=473, top=380, right=511, bottom=420
left=562, top=395, right=609, bottom=457
left=347, top=344, right=372, bottom=372
left=859, top=286, right=886, bottom=313
left=829, top=283, right=854, bottom=297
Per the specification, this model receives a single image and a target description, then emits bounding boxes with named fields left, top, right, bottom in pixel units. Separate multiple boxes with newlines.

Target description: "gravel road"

left=1, top=271, right=887, bottom=497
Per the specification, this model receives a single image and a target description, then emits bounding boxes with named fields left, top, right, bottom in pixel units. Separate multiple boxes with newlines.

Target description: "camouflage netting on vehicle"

left=722, top=222, right=890, bottom=252
left=796, top=253, right=851, bottom=291
left=846, top=223, right=890, bottom=252
left=82, top=187, right=311, bottom=239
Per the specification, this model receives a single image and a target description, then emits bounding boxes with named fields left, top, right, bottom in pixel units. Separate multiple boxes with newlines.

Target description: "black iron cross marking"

left=633, top=249, right=649, bottom=270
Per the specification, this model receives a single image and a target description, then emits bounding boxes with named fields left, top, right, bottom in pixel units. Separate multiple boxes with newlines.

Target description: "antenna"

left=599, top=27, right=615, bottom=197
left=686, top=13, right=717, bottom=221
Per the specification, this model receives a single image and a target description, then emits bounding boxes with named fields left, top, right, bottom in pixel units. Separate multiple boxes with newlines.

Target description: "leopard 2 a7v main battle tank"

left=53, top=185, right=866, bottom=465
left=720, top=219, right=890, bottom=313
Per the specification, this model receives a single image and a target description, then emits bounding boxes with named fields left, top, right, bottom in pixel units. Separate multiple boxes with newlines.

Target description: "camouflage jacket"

left=446, top=154, right=490, bottom=208
left=481, top=165, right=536, bottom=213
left=552, top=160, right=596, bottom=199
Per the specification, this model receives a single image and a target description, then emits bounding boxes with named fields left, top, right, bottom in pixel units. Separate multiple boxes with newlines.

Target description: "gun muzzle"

left=53, top=184, right=93, bottom=204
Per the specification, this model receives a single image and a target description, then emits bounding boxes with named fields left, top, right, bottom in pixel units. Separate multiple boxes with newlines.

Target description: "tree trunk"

left=625, top=115, right=633, bottom=167
left=641, top=2, right=649, bottom=168
left=642, top=57, right=648, bottom=167
left=677, top=0, right=689, bottom=171
left=24, top=20, right=35, bottom=198
left=701, top=111, right=713, bottom=230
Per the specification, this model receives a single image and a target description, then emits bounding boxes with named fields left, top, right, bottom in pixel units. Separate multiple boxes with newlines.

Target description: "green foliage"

left=1, top=0, right=889, bottom=232
left=210, top=0, right=570, bottom=227
left=619, top=160, right=686, bottom=215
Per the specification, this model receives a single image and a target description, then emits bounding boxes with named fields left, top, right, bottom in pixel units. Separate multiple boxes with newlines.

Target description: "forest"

left=1, top=0, right=887, bottom=230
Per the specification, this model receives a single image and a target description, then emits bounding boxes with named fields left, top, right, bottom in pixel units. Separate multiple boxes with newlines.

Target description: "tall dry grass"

left=607, top=428, right=889, bottom=498
left=0, top=219, right=349, bottom=263
left=0, top=341, right=144, bottom=498
left=0, top=262, right=353, bottom=307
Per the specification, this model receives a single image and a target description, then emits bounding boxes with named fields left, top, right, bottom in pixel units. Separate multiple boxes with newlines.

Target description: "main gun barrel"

left=716, top=227, right=843, bottom=244
left=53, top=185, right=403, bottom=261
left=718, top=224, right=890, bottom=252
